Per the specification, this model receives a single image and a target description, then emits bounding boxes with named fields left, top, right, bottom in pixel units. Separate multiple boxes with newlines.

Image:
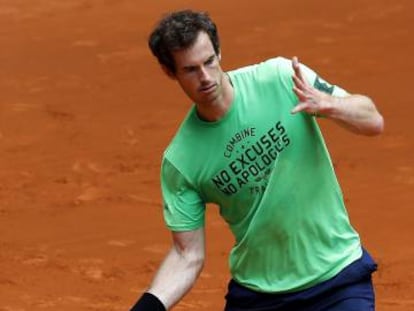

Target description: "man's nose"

left=198, top=66, right=210, bottom=81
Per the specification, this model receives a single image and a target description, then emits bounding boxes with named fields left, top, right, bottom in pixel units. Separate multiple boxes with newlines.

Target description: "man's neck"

left=196, top=74, right=234, bottom=122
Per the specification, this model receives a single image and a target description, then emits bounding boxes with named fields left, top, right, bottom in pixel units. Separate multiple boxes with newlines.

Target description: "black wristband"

left=130, top=292, right=166, bottom=311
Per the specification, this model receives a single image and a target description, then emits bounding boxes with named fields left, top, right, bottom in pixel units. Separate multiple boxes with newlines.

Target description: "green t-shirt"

left=161, top=57, right=362, bottom=293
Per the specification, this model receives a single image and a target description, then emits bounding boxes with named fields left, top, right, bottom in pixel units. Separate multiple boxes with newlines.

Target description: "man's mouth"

left=199, top=84, right=216, bottom=93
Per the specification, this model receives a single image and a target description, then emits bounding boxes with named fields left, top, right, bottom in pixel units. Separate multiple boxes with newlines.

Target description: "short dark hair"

left=148, top=10, right=220, bottom=74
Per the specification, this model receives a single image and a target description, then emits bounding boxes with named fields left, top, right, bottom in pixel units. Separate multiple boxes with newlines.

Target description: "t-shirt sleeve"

left=160, top=157, right=205, bottom=231
left=299, top=61, right=349, bottom=97
left=265, top=57, right=350, bottom=98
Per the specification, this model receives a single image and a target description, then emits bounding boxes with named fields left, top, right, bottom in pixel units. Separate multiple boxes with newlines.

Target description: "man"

left=130, top=9, right=384, bottom=311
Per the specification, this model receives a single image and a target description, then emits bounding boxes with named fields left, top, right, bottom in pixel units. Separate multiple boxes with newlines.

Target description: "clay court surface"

left=0, top=0, right=413, bottom=310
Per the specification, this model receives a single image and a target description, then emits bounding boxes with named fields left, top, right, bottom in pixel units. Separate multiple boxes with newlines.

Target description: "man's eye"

left=206, top=58, right=214, bottom=65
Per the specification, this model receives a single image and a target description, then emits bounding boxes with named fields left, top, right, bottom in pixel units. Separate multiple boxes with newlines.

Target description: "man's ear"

left=161, top=65, right=176, bottom=80
left=218, top=51, right=222, bottom=61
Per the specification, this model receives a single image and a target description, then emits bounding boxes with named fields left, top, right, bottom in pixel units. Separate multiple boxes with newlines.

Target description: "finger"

left=292, top=74, right=306, bottom=90
left=291, top=56, right=306, bottom=84
left=292, top=56, right=300, bottom=77
left=292, top=86, right=307, bottom=101
left=291, top=103, right=309, bottom=114
left=292, top=56, right=299, bottom=68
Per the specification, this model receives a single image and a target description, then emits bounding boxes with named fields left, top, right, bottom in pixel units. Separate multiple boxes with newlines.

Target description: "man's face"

left=169, top=31, right=225, bottom=106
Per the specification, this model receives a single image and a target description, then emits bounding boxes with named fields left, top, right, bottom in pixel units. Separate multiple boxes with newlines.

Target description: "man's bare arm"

left=291, top=56, right=384, bottom=136
left=143, top=228, right=205, bottom=310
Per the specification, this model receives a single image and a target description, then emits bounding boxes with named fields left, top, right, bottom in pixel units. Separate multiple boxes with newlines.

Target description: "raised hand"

left=290, top=56, right=334, bottom=117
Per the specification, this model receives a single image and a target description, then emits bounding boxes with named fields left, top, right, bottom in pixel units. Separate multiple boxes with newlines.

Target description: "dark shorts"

left=224, top=248, right=377, bottom=311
